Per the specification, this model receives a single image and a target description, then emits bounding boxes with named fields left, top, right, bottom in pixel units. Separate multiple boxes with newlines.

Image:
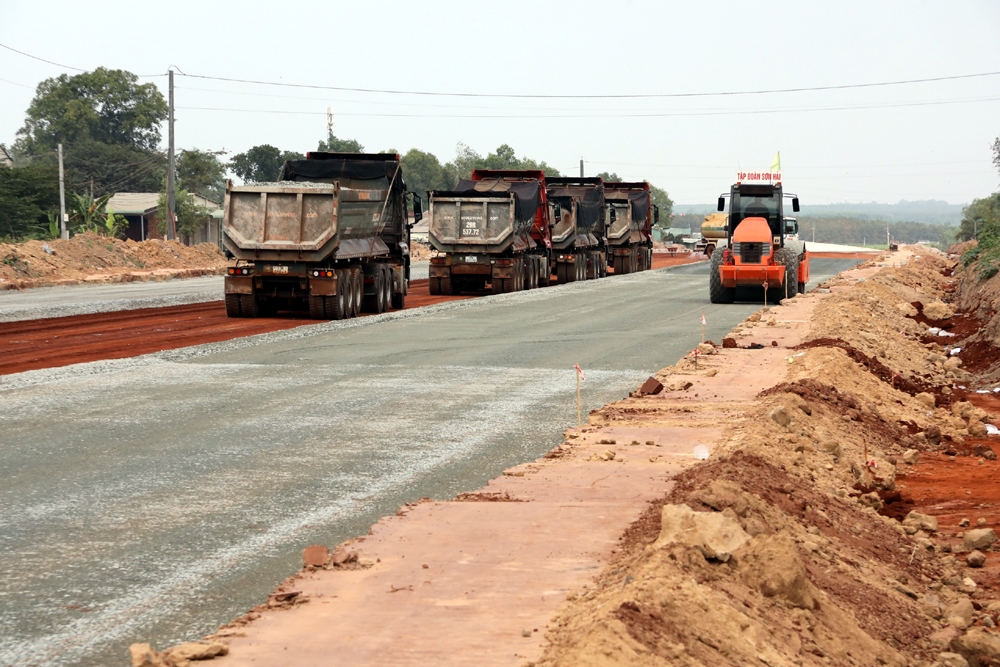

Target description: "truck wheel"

left=709, top=249, right=735, bottom=304
left=381, top=266, right=393, bottom=310
left=578, top=255, right=587, bottom=281
left=539, top=258, right=551, bottom=287
left=344, top=270, right=357, bottom=317
left=324, top=294, right=343, bottom=320
left=309, top=294, right=327, bottom=320
left=334, top=269, right=348, bottom=316
left=352, top=268, right=363, bottom=317
left=429, top=277, right=440, bottom=295
left=239, top=294, right=261, bottom=318
left=362, top=267, right=380, bottom=314
left=391, top=269, right=406, bottom=309
left=440, top=275, right=453, bottom=296
left=225, top=294, right=242, bottom=318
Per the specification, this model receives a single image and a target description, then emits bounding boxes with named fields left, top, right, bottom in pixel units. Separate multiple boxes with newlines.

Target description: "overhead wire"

left=175, top=94, right=1000, bottom=119
left=174, top=70, right=1000, bottom=100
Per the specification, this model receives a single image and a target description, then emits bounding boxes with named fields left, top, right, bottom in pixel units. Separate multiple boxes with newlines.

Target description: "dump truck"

left=546, top=177, right=607, bottom=283
left=709, top=174, right=808, bottom=304
left=696, top=212, right=728, bottom=256
left=222, top=152, right=415, bottom=319
left=603, top=182, right=657, bottom=274
left=426, top=170, right=551, bottom=295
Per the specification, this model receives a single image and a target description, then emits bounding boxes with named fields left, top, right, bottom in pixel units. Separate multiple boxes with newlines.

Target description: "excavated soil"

left=0, top=233, right=227, bottom=289
left=0, top=279, right=472, bottom=375
left=533, top=247, right=1000, bottom=667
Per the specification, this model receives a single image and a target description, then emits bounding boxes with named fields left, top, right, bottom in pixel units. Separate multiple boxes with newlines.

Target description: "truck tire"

left=362, top=266, right=381, bottom=314
left=391, top=269, right=405, bottom=309
left=375, top=266, right=387, bottom=313
left=325, top=294, right=343, bottom=320
left=440, top=275, right=453, bottom=296
left=382, top=266, right=393, bottom=310
left=429, top=277, right=440, bottom=295
left=352, top=268, right=363, bottom=317
left=309, top=294, right=327, bottom=320
left=344, top=270, right=357, bottom=318
left=334, top=269, right=348, bottom=316
left=239, top=294, right=261, bottom=318
left=709, top=249, right=735, bottom=304
left=225, top=294, right=242, bottom=318
left=539, top=258, right=551, bottom=287
left=555, top=263, right=566, bottom=284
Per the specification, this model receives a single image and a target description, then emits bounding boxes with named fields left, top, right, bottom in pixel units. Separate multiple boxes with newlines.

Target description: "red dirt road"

left=1, top=257, right=703, bottom=377
left=0, top=280, right=473, bottom=376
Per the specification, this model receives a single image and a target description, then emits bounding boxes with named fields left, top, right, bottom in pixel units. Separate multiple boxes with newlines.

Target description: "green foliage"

left=595, top=171, right=622, bottom=182
left=448, top=143, right=561, bottom=180
left=993, top=137, right=1000, bottom=179
left=158, top=188, right=211, bottom=239
left=400, top=149, right=456, bottom=207
left=69, top=192, right=113, bottom=234
left=649, top=184, right=674, bottom=225
left=14, top=68, right=167, bottom=154
left=0, top=163, right=60, bottom=239
left=317, top=134, right=364, bottom=152
left=229, top=145, right=304, bottom=183
left=956, top=193, right=1000, bottom=242
left=103, top=207, right=128, bottom=239
left=177, top=149, right=226, bottom=203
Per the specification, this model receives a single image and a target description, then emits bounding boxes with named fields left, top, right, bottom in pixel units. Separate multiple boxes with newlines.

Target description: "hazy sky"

left=2, top=0, right=998, bottom=205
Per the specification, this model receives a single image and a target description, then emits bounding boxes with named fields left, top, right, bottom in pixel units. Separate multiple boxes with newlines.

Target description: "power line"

left=176, top=94, right=1000, bottom=119
left=0, top=42, right=84, bottom=71
left=177, top=69, right=1000, bottom=100
left=0, top=75, right=32, bottom=89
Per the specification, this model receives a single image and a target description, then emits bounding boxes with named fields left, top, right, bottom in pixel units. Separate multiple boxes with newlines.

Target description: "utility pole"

left=327, top=107, right=334, bottom=139
left=166, top=69, right=176, bottom=240
left=886, top=222, right=890, bottom=248
left=579, top=158, right=584, bottom=178
left=58, top=143, right=67, bottom=239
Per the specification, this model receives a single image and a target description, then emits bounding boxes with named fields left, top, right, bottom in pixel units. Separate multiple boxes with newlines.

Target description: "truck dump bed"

left=545, top=177, right=605, bottom=250
left=603, top=182, right=651, bottom=246
left=223, top=153, right=405, bottom=263
left=428, top=173, right=544, bottom=254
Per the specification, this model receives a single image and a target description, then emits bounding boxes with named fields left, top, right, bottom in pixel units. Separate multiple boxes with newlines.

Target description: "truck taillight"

left=311, top=270, right=334, bottom=277
left=228, top=267, right=252, bottom=276
left=430, top=257, right=445, bottom=265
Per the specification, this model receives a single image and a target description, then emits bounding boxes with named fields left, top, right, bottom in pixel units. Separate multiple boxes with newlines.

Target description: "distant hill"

left=674, top=200, right=964, bottom=225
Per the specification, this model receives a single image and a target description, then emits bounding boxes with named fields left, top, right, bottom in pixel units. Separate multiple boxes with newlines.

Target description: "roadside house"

left=108, top=192, right=223, bottom=246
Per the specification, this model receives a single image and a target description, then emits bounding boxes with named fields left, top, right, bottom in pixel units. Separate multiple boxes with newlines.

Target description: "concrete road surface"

left=0, top=258, right=859, bottom=667
left=0, top=262, right=431, bottom=323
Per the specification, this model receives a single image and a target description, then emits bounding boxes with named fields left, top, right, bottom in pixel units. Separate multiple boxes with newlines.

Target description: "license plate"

left=464, top=256, right=477, bottom=263
left=271, top=265, right=288, bottom=275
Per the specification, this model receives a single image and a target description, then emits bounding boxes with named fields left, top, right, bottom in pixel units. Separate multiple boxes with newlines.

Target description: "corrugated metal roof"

left=108, top=193, right=160, bottom=215
left=108, top=192, right=223, bottom=215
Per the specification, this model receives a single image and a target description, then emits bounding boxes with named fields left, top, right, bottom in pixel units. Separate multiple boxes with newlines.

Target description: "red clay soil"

left=650, top=253, right=705, bottom=269
left=1, top=260, right=702, bottom=377
left=895, top=447, right=1000, bottom=594
left=0, top=279, right=471, bottom=376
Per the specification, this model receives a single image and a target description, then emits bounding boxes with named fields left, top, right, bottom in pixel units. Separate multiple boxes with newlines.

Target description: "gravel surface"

left=0, top=262, right=429, bottom=323
left=0, top=259, right=858, bottom=667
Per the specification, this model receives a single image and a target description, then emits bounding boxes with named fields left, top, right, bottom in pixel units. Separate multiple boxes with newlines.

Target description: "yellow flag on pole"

left=771, top=152, right=781, bottom=172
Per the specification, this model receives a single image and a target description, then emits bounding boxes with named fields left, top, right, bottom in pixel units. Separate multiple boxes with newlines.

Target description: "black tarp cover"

left=627, top=192, right=650, bottom=223
left=280, top=153, right=400, bottom=182
left=451, top=178, right=542, bottom=224
left=547, top=185, right=604, bottom=231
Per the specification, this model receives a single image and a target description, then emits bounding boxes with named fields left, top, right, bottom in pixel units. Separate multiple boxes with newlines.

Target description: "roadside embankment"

left=131, top=246, right=1000, bottom=667
left=0, top=232, right=226, bottom=289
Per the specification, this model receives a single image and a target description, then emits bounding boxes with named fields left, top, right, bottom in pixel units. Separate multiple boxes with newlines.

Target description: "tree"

left=447, top=143, right=561, bottom=180
left=229, top=145, right=304, bottom=183
left=649, top=184, right=674, bottom=225
left=400, top=149, right=456, bottom=207
left=317, top=134, right=364, bottom=152
left=957, top=193, right=1000, bottom=242
left=178, top=149, right=226, bottom=203
left=158, top=187, right=211, bottom=240
left=595, top=171, right=622, bottom=182
left=0, top=164, right=59, bottom=239
left=14, top=68, right=167, bottom=154
left=68, top=191, right=113, bottom=234
left=993, top=136, right=1000, bottom=179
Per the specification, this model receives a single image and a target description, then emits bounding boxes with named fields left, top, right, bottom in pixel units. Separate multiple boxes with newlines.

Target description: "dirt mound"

left=538, top=250, right=1000, bottom=667
left=0, top=233, right=226, bottom=289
